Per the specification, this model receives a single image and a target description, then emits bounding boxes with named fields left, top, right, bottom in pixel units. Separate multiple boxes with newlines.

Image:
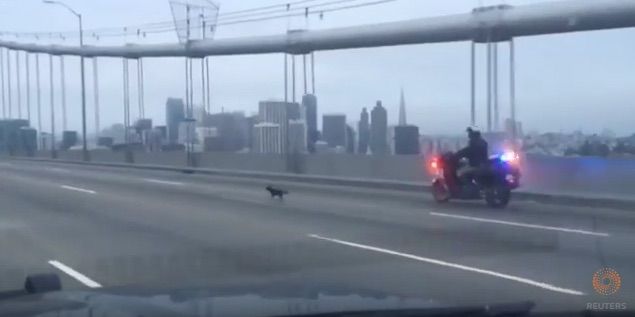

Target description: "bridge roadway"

left=0, top=159, right=633, bottom=311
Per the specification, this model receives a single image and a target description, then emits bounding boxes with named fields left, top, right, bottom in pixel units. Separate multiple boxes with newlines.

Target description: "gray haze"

left=1, top=0, right=634, bottom=135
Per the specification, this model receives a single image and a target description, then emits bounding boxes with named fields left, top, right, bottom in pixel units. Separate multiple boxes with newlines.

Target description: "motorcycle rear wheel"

left=432, top=181, right=450, bottom=203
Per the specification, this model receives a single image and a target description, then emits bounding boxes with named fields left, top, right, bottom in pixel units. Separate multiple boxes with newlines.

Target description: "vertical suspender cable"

left=470, top=42, right=475, bottom=126
left=16, top=51, right=21, bottom=119
left=36, top=55, right=42, bottom=149
left=26, top=53, right=31, bottom=123
left=140, top=59, right=145, bottom=118
left=136, top=59, right=143, bottom=119
left=93, top=58, right=100, bottom=141
left=205, top=57, right=210, bottom=114
left=303, top=55, right=307, bottom=95
left=200, top=58, right=205, bottom=115
left=188, top=57, right=194, bottom=154
left=284, top=54, right=288, bottom=104
left=7, top=50, right=12, bottom=118
left=49, top=54, right=56, bottom=157
left=510, top=39, right=517, bottom=143
left=291, top=55, right=296, bottom=103
left=60, top=56, right=67, bottom=130
left=493, top=43, right=499, bottom=131
left=123, top=59, right=130, bottom=144
left=311, top=52, right=315, bottom=94
left=486, top=42, right=492, bottom=132
left=0, top=48, right=5, bottom=119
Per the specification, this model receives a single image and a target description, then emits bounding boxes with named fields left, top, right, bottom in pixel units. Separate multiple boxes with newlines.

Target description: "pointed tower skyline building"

left=398, top=88, right=407, bottom=126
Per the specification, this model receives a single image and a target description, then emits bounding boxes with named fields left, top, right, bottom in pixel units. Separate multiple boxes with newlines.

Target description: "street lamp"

left=43, top=0, right=88, bottom=161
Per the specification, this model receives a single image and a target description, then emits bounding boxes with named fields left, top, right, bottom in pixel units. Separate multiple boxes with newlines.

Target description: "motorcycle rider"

left=455, top=126, right=489, bottom=183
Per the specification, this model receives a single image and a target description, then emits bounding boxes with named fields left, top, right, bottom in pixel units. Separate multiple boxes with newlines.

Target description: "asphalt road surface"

left=0, top=159, right=633, bottom=312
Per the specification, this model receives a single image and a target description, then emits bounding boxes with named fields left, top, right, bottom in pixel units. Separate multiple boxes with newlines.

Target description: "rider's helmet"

left=466, top=126, right=481, bottom=140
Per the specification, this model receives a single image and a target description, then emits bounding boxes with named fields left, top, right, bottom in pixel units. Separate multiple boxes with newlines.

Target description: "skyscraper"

left=246, top=114, right=258, bottom=151
left=195, top=127, right=218, bottom=152
left=322, top=114, right=346, bottom=148
left=193, top=106, right=207, bottom=126
left=0, top=120, right=33, bottom=155
left=61, top=131, right=78, bottom=150
left=357, top=108, right=369, bottom=154
left=398, top=88, right=407, bottom=126
left=302, top=94, right=318, bottom=153
left=135, top=118, right=153, bottom=132
left=147, top=127, right=164, bottom=152
left=19, top=127, right=37, bottom=156
left=101, top=123, right=125, bottom=145
left=207, top=112, right=247, bottom=152
left=258, top=100, right=300, bottom=153
left=394, top=125, right=420, bottom=155
left=178, top=121, right=196, bottom=145
left=166, top=98, right=185, bottom=144
left=288, top=120, right=307, bottom=153
left=516, top=121, right=523, bottom=138
left=370, top=101, right=388, bottom=155
left=504, top=118, right=523, bottom=139
left=287, top=102, right=301, bottom=121
left=388, top=125, right=396, bottom=154
left=314, top=141, right=329, bottom=154
left=346, top=125, right=356, bottom=154
left=253, top=123, right=282, bottom=154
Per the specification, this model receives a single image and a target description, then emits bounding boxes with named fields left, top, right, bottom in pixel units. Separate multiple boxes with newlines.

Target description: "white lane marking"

left=143, top=178, right=185, bottom=186
left=61, top=185, right=97, bottom=195
left=308, top=234, right=584, bottom=296
left=48, top=260, right=102, bottom=288
left=50, top=167, right=70, bottom=173
left=429, top=212, right=609, bottom=237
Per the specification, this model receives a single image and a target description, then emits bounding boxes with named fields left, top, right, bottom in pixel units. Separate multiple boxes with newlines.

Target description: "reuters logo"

left=593, top=268, right=621, bottom=295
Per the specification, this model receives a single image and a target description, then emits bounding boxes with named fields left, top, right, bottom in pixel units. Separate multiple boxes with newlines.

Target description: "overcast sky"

left=0, top=0, right=634, bottom=136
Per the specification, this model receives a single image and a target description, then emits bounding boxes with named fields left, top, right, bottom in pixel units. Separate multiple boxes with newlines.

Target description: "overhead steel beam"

left=1, top=0, right=635, bottom=58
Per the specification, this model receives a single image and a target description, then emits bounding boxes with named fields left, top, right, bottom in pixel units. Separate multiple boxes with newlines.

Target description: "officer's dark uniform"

left=455, top=130, right=488, bottom=181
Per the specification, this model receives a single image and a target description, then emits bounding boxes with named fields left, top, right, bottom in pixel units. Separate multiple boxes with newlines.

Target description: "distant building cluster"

left=151, top=89, right=424, bottom=156
left=524, top=129, right=635, bottom=157
left=0, top=119, right=36, bottom=156
left=0, top=89, right=442, bottom=156
left=15, top=86, right=635, bottom=159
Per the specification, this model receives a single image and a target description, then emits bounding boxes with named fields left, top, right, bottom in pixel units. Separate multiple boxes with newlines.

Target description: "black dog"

left=266, top=186, right=288, bottom=199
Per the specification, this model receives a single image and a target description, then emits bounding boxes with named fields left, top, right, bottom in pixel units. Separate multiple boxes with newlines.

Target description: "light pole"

left=43, top=0, right=88, bottom=161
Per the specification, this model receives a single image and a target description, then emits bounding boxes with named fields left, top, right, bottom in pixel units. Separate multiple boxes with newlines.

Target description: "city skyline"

left=4, top=89, right=630, bottom=158
left=156, top=90, right=418, bottom=155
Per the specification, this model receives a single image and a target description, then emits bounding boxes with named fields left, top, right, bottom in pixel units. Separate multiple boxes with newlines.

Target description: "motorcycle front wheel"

left=485, top=186, right=511, bottom=208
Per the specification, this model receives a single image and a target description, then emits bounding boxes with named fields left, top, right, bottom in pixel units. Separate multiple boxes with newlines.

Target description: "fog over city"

left=0, top=0, right=634, bottom=135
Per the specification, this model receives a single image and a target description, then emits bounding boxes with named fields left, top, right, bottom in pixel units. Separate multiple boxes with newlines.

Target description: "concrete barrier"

left=35, top=151, right=52, bottom=158
left=134, top=151, right=186, bottom=166
left=304, top=154, right=428, bottom=182
left=197, top=152, right=287, bottom=173
left=90, top=150, right=126, bottom=163
left=56, top=151, right=83, bottom=161
left=17, top=150, right=635, bottom=203
left=520, top=154, right=635, bottom=198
